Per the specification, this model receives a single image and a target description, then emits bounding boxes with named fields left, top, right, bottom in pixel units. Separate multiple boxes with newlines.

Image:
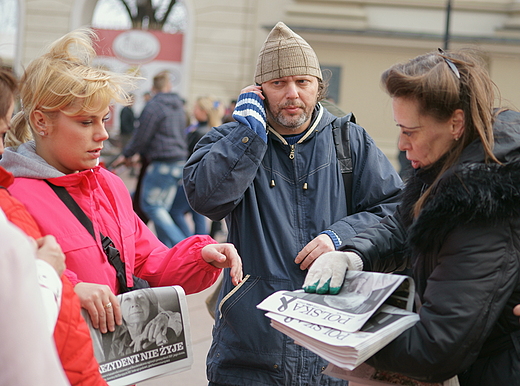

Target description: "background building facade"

left=5, top=0, right=520, bottom=164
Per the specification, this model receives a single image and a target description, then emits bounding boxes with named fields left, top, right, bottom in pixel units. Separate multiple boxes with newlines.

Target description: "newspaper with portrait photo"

left=83, top=286, right=193, bottom=386
left=256, top=271, right=420, bottom=375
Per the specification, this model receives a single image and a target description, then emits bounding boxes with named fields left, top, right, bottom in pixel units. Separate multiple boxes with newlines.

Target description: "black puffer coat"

left=343, top=110, right=520, bottom=384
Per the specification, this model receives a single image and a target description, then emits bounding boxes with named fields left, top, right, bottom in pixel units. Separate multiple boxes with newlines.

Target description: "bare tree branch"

left=116, top=0, right=180, bottom=31
left=160, top=0, right=177, bottom=27
left=119, top=0, right=133, bottom=17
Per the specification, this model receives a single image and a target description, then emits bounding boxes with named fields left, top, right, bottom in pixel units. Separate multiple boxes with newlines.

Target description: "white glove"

left=303, top=251, right=363, bottom=294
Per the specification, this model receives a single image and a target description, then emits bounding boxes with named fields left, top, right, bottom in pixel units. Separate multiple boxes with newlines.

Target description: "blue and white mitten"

left=233, top=92, right=267, bottom=143
left=303, top=251, right=363, bottom=294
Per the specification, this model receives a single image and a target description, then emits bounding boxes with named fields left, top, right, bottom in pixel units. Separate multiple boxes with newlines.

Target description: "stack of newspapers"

left=257, top=271, right=420, bottom=372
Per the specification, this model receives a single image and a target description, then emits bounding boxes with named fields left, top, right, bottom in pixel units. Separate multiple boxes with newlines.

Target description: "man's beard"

left=265, top=99, right=312, bottom=132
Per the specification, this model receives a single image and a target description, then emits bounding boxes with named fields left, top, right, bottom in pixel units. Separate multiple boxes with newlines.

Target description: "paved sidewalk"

left=139, top=283, right=220, bottom=386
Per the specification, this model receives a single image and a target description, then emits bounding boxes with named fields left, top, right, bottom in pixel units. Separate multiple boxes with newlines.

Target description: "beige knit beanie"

left=254, top=22, right=322, bottom=84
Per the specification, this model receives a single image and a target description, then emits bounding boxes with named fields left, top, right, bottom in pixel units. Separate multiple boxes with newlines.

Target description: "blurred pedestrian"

left=170, top=96, right=225, bottom=237
left=117, top=71, right=188, bottom=247
left=222, top=99, right=237, bottom=123
left=118, top=93, right=135, bottom=149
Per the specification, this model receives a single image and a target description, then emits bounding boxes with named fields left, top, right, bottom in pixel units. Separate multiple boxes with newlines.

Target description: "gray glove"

left=303, top=251, right=363, bottom=294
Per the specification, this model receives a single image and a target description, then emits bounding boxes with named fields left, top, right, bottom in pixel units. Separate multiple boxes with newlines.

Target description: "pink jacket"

left=9, top=166, right=220, bottom=295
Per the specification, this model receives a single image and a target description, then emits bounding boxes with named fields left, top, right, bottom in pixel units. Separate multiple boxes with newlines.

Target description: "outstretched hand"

left=295, top=234, right=335, bottom=270
left=110, top=154, right=140, bottom=170
left=201, top=243, right=243, bottom=286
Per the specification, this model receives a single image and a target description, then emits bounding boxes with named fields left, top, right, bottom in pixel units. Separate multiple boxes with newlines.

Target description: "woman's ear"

left=451, top=109, right=465, bottom=141
left=31, top=110, right=49, bottom=136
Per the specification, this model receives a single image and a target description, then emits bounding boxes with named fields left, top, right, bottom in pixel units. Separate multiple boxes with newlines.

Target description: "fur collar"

left=405, top=161, right=520, bottom=257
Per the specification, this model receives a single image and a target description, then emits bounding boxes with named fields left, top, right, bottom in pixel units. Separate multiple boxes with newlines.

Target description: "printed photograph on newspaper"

left=84, top=286, right=193, bottom=386
left=257, top=271, right=413, bottom=332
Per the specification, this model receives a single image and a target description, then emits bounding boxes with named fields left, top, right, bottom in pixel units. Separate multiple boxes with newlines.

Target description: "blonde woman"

left=0, top=29, right=242, bottom=339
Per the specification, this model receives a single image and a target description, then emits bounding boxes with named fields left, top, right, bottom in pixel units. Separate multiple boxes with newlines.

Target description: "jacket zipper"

left=266, top=105, right=324, bottom=160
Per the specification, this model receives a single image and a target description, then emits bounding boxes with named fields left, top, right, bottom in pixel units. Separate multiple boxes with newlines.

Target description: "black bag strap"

left=332, top=113, right=355, bottom=215
left=44, top=180, right=129, bottom=289
left=45, top=181, right=95, bottom=238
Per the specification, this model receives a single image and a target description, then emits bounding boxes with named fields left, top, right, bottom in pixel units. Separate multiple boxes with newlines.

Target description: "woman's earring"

left=39, top=131, right=45, bottom=136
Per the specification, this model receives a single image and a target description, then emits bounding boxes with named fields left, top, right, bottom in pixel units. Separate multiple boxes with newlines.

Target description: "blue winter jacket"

left=183, top=104, right=403, bottom=386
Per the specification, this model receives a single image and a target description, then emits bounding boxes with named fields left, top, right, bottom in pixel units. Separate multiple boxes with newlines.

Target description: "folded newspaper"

left=257, top=271, right=420, bottom=372
left=83, top=286, right=193, bottom=386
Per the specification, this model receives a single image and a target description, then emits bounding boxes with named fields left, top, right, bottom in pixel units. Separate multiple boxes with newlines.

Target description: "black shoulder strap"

left=332, top=113, right=355, bottom=215
left=44, top=180, right=129, bottom=289
left=45, top=180, right=95, bottom=238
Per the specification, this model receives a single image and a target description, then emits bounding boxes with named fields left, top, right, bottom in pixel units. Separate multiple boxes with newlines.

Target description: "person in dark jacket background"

left=117, top=71, right=188, bottom=247
left=170, top=95, right=224, bottom=237
left=118, top=93, right=135, bottom=149
left=184, top=22, right=403, bottom=386
left=305, top=49, right=520, bottom=385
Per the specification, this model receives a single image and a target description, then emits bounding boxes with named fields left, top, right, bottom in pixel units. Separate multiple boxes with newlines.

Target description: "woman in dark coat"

left=304, top=49, right=520, bottom=385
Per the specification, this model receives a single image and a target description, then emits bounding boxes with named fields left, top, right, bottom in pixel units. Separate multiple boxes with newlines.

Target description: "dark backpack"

left=322, top=99, right=355, bottom=216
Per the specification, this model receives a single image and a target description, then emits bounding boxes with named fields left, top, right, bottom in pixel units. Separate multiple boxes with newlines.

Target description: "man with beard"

left=183, top=22, right=403, bottom=386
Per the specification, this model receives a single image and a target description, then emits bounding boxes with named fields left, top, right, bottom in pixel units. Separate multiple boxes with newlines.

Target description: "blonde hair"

left=195, top=96, right=224, bottom=128
left=381, top=49, right=500, bottom=217
left=7, top=28, right=137, bottom=147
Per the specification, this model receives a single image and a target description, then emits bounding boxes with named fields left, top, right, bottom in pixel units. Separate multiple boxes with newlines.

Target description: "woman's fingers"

left=75, top=282, right=120, bottom=333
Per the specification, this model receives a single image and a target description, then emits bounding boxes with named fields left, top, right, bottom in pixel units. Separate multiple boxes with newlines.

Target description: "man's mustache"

left=280, top=101, right=305, bottom=109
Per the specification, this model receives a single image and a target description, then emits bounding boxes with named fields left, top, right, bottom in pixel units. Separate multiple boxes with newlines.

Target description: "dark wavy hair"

left=381, top=49, right=500, bottom=216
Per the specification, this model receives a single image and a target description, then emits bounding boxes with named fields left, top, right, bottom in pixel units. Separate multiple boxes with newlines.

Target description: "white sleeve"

left=0, top=210, right=69, bottom=386
left=36, top=259, right=62, bottom=332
